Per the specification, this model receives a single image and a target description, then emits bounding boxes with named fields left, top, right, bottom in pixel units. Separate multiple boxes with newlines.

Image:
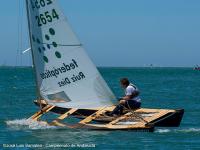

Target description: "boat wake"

left=6, top=119, right=58, bottom=130
left=155, top=129, right=171, bottom=133
left=155, top=128, right=200, bottom=134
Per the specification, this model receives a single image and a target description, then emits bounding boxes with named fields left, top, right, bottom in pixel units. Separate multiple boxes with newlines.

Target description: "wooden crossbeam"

left=57, top=108, right=78, bottom=120
left=49, top=120, right=66, bottom=127
left=50, top=108, right=77, bottom=126
left=29, top=105, right=51, bottom=120
left=107, top=112, right=132, bottom=125
left=29, top=105, right=55, bottom=121
left=79, top=107, right=108, bottom=124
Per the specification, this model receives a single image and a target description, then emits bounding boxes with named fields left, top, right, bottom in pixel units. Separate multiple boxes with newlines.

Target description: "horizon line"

left=0, top=65, right=195, bottom=68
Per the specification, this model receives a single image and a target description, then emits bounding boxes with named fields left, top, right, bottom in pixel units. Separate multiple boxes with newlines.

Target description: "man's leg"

left=108, top=104, right=124, bottom=116
left=125, top=100, right=141, bottom=109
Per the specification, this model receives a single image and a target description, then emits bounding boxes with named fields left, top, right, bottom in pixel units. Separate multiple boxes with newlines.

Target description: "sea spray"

left=6, top=119, right=58, bottom=130
left=155, top=129, right=171, bottom=133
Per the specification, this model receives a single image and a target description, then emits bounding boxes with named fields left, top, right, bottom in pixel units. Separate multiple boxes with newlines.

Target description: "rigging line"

left=122, top=104, right=148, bottom=124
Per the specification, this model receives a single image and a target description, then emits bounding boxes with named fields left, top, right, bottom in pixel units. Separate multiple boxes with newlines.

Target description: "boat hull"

left=34, top=100, right=184, bottom=128
left=149, top=109, right=184, bottom=127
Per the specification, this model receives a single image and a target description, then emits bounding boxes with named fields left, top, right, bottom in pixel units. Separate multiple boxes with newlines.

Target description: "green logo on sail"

left=32, top=28, right=62, bottom=63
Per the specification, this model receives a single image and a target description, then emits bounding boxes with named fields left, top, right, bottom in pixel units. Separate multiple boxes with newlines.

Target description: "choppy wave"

left=6, top=119, right=58, bottom=130
left=176, top=128, right=200, bottom=133
left=155, top=128, right=200, bottom=133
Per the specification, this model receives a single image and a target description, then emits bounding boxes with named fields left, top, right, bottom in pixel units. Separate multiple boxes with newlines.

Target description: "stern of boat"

left=149, top=109, right=184, bottom=127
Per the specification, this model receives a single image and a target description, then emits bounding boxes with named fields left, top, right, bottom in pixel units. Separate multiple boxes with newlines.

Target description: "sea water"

left=0, top=67, right=200, bottom=150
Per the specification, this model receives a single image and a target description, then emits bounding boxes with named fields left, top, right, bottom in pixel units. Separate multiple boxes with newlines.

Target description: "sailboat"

left=194, top=65, right=200, bottom=70
left=26, top=0, right=184, bottom=132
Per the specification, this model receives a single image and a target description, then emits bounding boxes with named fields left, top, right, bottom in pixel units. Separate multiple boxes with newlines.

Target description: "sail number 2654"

left=35, top=9, right=59, bottom=27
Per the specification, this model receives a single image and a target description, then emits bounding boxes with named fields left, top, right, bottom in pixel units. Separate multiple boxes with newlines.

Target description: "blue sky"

left=0, top=0, right=200, bottom=67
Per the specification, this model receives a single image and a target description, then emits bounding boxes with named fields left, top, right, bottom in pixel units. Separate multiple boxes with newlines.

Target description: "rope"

left=122, top=102, right=149, bottom=124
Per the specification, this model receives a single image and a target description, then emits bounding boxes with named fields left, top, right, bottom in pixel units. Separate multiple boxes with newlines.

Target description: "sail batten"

left=38, top=43, right=82, bottom=47
left=26, top=0, right=115, bottom=109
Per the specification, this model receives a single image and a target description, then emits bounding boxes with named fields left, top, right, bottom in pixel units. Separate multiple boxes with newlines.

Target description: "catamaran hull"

left=149, top=109, right=184, bottom=127
left=34, top=100, right=184, bottom=128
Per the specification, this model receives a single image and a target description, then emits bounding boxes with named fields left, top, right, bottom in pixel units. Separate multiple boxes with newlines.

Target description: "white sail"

left=26, top=0, right=115, bottom=109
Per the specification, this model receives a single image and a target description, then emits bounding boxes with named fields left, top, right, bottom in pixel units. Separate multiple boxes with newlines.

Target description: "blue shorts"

left=124, top=100, right=141, bottom=109
left=111, top=100, right=141, bottom=115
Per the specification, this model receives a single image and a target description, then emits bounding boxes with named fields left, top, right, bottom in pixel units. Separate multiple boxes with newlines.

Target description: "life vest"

left=129, top=83, right=140, bottom=97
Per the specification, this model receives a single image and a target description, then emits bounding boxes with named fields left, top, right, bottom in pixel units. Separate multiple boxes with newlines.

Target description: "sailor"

left=107, top=78, right=141, bottom=116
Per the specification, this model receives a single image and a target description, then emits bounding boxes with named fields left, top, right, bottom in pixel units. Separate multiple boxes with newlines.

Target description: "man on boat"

left=107, top=78, right=141, bottom=116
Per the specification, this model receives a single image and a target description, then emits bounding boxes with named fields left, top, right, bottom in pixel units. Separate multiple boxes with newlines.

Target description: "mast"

left=25, top=0, right=41, bottom=100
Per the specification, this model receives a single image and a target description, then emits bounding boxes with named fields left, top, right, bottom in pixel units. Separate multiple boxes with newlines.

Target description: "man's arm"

left=122, top=95, right=132, bottom=100
left=119, top=95, right=132, bottom=104
left=122, top=88, right=140, bottom=100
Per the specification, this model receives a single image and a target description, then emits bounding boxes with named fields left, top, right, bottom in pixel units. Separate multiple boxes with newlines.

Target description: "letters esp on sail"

left=26, top=0, right=116, bottom=109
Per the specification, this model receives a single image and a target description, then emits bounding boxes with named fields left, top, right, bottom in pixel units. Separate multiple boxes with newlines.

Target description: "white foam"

left=155, top=128, right=200, bottom=133
left=6, top=119, right=58, bottom=130
left=155, top=129, right=171, bottom=133
left=176, top=128, right=200, bottom=133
